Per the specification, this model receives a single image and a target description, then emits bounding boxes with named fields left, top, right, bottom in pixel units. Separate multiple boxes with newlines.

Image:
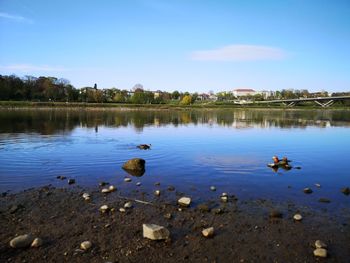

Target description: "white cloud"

left=0, top=12, right=33, bottom=23
left=190, top=44, right=287, bottom=61
left=0, top=64, right=67, bottom=72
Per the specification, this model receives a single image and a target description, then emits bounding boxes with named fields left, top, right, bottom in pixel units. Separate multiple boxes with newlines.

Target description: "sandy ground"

left=1, top=185, right=349, bottom=263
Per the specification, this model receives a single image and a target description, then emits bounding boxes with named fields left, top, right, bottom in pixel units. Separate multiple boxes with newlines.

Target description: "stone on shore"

left=124, top=202, right=133, bottom=209
left=221, top=196, right=228, bottom=202
left=80, top=241, right=92, bottom=250
left=10, top=234, right=34, bottom=248
left=154, top=190, right=160, bottom=196
left=269, top=210, right=283, bottom=218
left=100, top=205, right=109, bottom=213
left=31, top=238, right=43, bottom=248
left=82, top=193, right=90, bottom=201
left=178, top=197, right=191, bottom=207
left=315, top=240, right=327, bottom=249
left=122, top=158, right=145, bottom=171
left=101, top=188, right=110, bottom=193
left=108, top=185, right=116, bottom=192
left=202, top=227, right=214, bottom=238
left=314, top=248, right=327, bottom=258
left=293, top=214, right=303, bottom=221
left=143, top=224, right=170, bottom=240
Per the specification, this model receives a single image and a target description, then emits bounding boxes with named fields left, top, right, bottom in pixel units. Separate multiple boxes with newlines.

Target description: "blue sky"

left=0, top=0, right=349, bottom=92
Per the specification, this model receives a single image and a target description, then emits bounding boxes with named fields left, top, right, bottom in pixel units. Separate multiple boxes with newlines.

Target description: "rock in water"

left=122, top=158, right=145, bottom=171
left=202, top=227, right=214, bottom=238
left=154, top=190, right=160, bottom=196
left=315, top=240, right=327, bottom=249
left=143, top=224, right=170, bottom=240
left=314, top=248, right=327, bottom=258
left=108, top=185, right=116, bottom=192
left=341, top=187, right=350, bottom=195
left=31, top=238, right=43, bottom=248
left=80, top=241, right=92, bottom=250
left=124, top=178, right=132, bottom=182
left=68, top=179, right=75, bottom=185
left=178, top=197, right=191, bottom=207
left=210, top=186, right=216, bottom=191
left=303, top=188, right=313, bottom=194
left=10, top=234, right=34, bottom=248
left=318, top=198, right=331, bottom=203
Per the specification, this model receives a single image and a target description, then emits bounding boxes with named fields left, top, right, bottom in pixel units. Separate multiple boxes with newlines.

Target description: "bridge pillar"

left=314, top=100, right=334, bottom=108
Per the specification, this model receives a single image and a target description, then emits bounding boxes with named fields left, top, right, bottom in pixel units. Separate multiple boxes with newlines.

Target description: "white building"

left=232, top=89, right=256, bottom=97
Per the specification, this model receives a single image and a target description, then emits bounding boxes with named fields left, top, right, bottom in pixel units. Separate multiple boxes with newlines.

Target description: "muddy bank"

left=0, top=185, right=349, bottom=263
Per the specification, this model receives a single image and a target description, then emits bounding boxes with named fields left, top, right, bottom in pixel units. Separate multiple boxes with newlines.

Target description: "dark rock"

left=68, top=179, right=75, bottom=185
left=269, top=210, right=283, bottom=218
left=212, top=208, right=224, bottom=214
left=167, top=186, right=175, bottom=191
left=9, top=204, right=24, bottom=214
left=122, top=158, right=145, bottom=175
left=294, top=166, right=302, bottom=170
left=341, top=187, right=350, bottom=195
left=1, top=192, right=7, bottom=197
left=56, top=176, right=67, bottom=180
left=318, top=198, right=331, bottom=203
left=137, top=144, right=151, bottom=150
left=99, top=181, right=109, bottom=187
left=303, top=188, right=313, bottom=194
left=197, top=204, right=210, bottom=213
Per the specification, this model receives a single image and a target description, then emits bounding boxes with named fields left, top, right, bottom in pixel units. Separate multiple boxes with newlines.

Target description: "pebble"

left=164, top=213, right=172, bottom=219
left=313, top=248, right=327, bottom=258
left=221, top=196, right=228, bottom=202
left=212, top=208, right=224, bottom=214
left=303, top=188, right=313, bottom=194
left=178, top=197, right=191, bottom=207
left=119, top=208, right=126, bottom=213
left=154, top=182, right=160, bottom=186
left=124, top=178, right=132, bottom=182
left=99, top=181, right=108, bottom=186
left=167, top=186, right=175, bottom=191
left=108, top=185, right=116, bottom=192
left=80, top=241, right=92, bottom=250
left=202, top=227, right=214, bottom=238
left=9, top=234, right=34, bottom=248
left=221, top=192, right=228, bottom=197
left=315, top=183, right=321, bottom=188
left=197, top=204, right=210, bottom=212
left=124, top=202, right=133, bottom=209
left=154, top=190, right=160, bottom=196
left=269, top=210, right=283, bottom=218
left=136, top=182, right=141, bottom=186
left=101, top=188, right=110, bottom=193
left=315, top=240, right=327, bottom=248
left=31, top=238, right=43, bottom=248
left=99, top=205, right=109, bottom=213
left=143, top=224, right=170, bottom=240
left=68, top=179, right=75, bottom=185
left=82, top=193, right=90, bottom=201
left=210, top=186, right=216, bottom=191
left=318, top=198, right=331, bottom=203
left=293, top=214, right=302, bottom=221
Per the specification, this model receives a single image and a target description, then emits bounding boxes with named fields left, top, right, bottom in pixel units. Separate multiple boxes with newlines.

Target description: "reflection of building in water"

left=154, top=118, right=160, bottom=126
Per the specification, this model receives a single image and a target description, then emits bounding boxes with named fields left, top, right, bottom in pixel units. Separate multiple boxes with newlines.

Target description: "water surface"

left=0, top=108, right=349, bottom=210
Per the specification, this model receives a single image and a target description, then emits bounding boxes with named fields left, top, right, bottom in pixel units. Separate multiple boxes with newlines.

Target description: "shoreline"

left=1, top=185, right=349, bottom=262
left=1, top=101, right=350, bottom=110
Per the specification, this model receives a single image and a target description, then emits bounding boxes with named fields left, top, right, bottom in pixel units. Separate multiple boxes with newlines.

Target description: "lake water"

left=0, top=108, right=349, bottom=209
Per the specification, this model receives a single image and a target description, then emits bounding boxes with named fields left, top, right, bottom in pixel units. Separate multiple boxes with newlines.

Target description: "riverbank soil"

left=1, top=186, right=349, bottom=263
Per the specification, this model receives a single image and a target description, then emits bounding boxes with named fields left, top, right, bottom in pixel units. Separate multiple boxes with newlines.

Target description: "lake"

left=0, top=108, right=349, bottom=210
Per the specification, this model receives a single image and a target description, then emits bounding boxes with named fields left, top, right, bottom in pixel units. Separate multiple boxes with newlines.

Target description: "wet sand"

left=1, top=185, right=349, bottom=263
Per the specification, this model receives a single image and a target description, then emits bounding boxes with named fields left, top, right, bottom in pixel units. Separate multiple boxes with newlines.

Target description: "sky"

left=0, top=0, right=350, bottom=93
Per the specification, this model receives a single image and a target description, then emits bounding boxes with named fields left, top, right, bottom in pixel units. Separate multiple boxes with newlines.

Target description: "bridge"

left=235, top=95, right=350, bottom=107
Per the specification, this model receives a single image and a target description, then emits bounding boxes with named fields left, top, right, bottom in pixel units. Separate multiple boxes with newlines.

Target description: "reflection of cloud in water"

left=196, top=155, right=260, bottom=175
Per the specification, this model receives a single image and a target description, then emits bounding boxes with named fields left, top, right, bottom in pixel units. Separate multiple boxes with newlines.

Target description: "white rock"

left=31, top=237, right=43, bottom=248
left=124, top=178, right=132, bottom=182
left=108, top=185, right=116, bottom=192
left=202, top=227, right=214, bottom=238
left=210, top=186, right=216, bottom=191
left=178, top=197, right=191, bottom=207
left=82, top=193, right=90, bottom=199
left=315, top=183, right=321, bottom=188
left=143, top=224, right=170, bottom=240
left=124, top=202, right=133, bottom=209
left=315, top=240, right=327, bottom=249
left=314, top=248, right=327, bottom=258
left=119, top=208, right=126, bottom=213
left=221, top=192, right=228, bottom=197
left=80, top=241, right=92, bottom=250
left=293, top=214, right=303, bottom=221
left=100, top=205, right=109, bottom=213
left=136, top=182, right=141, bottom=186
left=101, top=188, right=110, bottom=193
left=9, top=234, right=34, bottom=248
left=221, top=196, right=228, bottom=202
left=154, top=190, right=160, bottom=196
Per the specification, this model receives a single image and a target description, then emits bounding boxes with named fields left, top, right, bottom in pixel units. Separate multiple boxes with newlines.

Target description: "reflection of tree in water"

left=0, top=109, right=349, bottom=135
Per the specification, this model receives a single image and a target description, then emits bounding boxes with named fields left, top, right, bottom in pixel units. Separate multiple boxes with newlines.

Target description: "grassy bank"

left=0, top=100, right=349, bottom=110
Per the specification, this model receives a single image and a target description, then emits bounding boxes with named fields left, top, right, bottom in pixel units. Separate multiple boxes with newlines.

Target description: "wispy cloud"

left=190, top=44, right=287, bottom=61
left=0, top=64, right=67, bottom=72
left=0, top=12, right=33, bottom=23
